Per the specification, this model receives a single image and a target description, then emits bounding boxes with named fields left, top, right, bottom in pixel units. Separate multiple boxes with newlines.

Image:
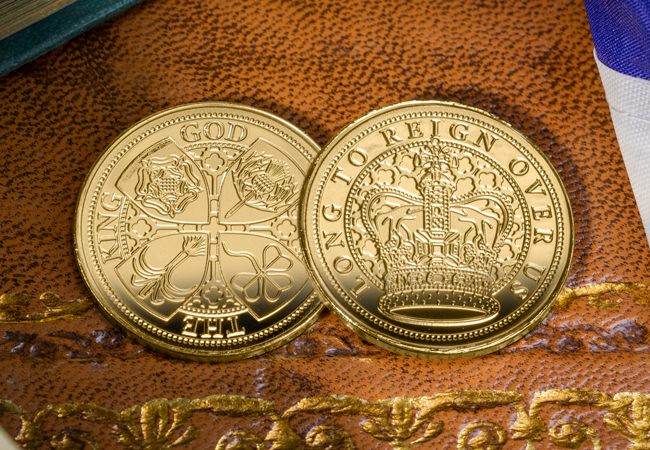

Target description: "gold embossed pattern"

left=2, top=282, right=650, bottom=448
left=302, top=101, right=574, bottom=358
left=0, top=293, right=93, bottom=323
left=73, top=103, right=322, bottom=361
left=3, top=389, right=650, bottom=449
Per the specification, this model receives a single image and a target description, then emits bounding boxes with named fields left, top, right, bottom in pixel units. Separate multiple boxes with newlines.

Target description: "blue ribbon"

left=585, top=0, right=650, bottom=81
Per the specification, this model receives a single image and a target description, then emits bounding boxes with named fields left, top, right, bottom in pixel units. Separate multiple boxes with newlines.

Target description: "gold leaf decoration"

left=264, top=420, right=302, bottom=450
left=548, top=421, right=601, bottom=450
left=555, top=282, right=650, bottom=310
left=304, top=425, right=355, bottom=450
left=216, top=430, right=265, bottom=450
left=457, top=421, right=507, bottom=450
left=283, top=395, right=382, bottom=417
left=4, top=390, right=650, bottom=449
left=409, top=421, right=443, bottom=445
left=50, top=430, right=100, bottom=450
left=192, top=395, right=275, bottom=417
left=603, top=392, right=650, bottom=449
left=0, top=292, right=94, bottom=323
left=50, top=402, right=121, bottom=423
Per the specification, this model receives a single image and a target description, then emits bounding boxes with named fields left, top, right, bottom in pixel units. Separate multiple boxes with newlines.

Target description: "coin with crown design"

left=301, top=101, right=574, bottom=358
left=75, top=103, right=322, bottom=361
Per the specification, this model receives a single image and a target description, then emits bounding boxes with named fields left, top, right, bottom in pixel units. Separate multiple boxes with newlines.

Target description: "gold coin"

left=302, top=101, right=574, bottom=358
left=75, top=103, right=322, bottom=361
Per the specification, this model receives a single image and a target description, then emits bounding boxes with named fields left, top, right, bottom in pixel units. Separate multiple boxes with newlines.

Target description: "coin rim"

left=74, top=102, right=323, bottom=362
left=300, top=100, right=574, bottom=359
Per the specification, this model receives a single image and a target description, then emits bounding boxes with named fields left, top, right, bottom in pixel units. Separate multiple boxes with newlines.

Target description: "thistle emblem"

left=225, top=153, right=297, bottom=219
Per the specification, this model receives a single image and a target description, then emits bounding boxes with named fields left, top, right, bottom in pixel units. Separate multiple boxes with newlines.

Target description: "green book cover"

left=0, top=0, right=142, bottom=77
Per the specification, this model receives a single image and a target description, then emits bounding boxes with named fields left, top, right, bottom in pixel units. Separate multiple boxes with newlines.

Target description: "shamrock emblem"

left=223, top=244, right=294, bottom=303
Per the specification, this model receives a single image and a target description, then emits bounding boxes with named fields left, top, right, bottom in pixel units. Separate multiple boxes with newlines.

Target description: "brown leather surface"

left=1, top=0, right=650, bottom=448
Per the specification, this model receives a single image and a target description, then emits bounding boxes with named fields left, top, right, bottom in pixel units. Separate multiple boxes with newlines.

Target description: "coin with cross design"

left=75, top=103, right=322, bottom=361
left=301, top=101, right=574, bottom=358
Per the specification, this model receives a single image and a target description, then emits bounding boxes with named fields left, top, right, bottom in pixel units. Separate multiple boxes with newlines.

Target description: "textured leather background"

left=1, top=0, right=650, bottom=448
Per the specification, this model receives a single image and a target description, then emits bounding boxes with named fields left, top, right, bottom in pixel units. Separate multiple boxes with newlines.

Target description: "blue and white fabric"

left=585, top=0, right=650, bottom=241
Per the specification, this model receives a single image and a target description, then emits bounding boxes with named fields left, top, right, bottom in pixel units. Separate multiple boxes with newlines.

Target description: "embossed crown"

left=361, top=138, right=514, bottom=326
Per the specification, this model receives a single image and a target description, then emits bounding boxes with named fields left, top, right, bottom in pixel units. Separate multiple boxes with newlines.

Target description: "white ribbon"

left=595, top=49, right=650, bottom=244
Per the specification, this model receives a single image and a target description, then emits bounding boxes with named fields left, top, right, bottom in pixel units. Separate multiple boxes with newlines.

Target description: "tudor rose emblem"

left=135, top=154, right=203, bottom=218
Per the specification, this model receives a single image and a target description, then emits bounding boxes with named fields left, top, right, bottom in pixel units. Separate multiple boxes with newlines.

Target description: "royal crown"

left=361, top=138, right=514, bottom=326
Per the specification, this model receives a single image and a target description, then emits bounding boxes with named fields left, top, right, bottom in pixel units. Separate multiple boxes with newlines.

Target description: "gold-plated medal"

left=302, top=101, right=574, bottom=358
left=75, top=103, right=322, bottom=361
